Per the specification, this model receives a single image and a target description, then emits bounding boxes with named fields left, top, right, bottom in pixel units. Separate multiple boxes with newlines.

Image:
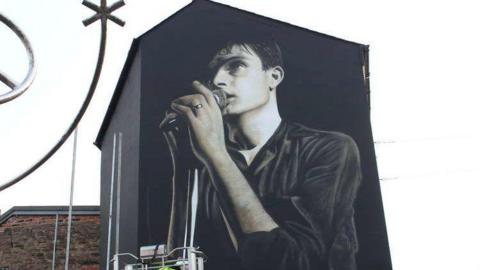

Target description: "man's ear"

left=268, top=66, right=284, bottom=90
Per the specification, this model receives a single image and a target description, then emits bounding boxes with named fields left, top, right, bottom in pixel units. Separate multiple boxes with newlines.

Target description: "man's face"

left=208, top=44, right=271, bottom=116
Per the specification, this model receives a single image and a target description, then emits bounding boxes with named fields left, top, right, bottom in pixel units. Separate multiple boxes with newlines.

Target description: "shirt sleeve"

left=237, top=133, right=362, bottom=270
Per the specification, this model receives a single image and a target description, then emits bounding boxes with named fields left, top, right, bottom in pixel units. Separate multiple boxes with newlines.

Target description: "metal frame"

left=0, top=13, right=36, bottom=104
left=0, top=0, right=125, bottom=192
left=119, top=247, right=206, bottom=270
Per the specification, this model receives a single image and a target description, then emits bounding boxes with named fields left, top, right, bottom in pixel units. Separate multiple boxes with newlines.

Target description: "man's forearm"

left=206, top=151, right=278, bottom=234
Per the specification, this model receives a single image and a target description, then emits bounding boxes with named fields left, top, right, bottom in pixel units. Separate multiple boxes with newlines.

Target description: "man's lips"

left=224, top=93, right=235, bottom=100
left=226, top=96, right=236, bottom=103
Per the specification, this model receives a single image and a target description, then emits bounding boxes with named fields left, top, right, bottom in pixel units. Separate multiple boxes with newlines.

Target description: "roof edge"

left=138, top=0, right=197, bottom=39
left=94, top=38, right=140, bottom=149
left=0, top=205, right=100, bottom=225
left=139, top=0, right=365, bottom=46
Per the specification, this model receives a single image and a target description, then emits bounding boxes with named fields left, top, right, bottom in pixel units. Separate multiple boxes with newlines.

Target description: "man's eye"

left=227, top=61, right=246, bottom=72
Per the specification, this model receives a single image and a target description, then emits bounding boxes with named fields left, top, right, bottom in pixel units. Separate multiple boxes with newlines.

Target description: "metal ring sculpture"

left=0, top=0, right=125, bottom=192
left=0, top=13, right=36, bottom=104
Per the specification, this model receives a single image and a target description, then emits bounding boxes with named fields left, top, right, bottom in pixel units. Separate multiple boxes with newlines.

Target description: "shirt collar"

left=226, top=121, right=288, bottom=175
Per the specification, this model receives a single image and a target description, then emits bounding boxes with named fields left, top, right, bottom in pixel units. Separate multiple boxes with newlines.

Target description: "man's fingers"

left=192, top=81, right=217, bottom=106
left=171, top=102, right=204, bottom=134
left=171, top=102, right=195, bottom=122
left=173, top=93, right=207, bottom=108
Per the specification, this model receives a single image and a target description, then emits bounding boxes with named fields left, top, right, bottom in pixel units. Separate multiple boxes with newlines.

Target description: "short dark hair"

left=222, top=40, right=284, bottom=70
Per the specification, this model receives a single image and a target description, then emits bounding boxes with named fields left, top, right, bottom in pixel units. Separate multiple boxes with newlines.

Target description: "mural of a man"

left=168, top=37, right=362, bottom=270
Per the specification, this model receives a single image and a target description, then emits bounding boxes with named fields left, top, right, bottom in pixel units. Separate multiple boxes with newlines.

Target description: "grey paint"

left=99, top=47, right=141, bottom=269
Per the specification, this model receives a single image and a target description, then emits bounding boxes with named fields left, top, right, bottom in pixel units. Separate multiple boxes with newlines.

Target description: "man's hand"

left=170, top=81, right=228, bottom=165
left=171, top=81, right=278, bottom=237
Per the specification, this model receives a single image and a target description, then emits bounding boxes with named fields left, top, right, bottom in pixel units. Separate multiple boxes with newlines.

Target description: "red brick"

left=0, top=214, right=100, bottom=269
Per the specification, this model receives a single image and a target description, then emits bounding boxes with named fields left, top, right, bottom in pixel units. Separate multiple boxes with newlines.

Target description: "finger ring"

left=193, top=103, right=203, bottom=110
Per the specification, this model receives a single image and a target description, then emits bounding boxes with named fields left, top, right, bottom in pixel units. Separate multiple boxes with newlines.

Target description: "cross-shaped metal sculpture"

left=82, top=0, right=125, bottom=27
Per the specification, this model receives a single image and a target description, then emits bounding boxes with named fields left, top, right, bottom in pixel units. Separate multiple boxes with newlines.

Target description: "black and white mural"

left=96, top=1, right=391, bottom=269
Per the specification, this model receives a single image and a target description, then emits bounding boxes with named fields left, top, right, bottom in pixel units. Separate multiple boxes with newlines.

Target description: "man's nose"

left=212, top=69, right=229, bottom=88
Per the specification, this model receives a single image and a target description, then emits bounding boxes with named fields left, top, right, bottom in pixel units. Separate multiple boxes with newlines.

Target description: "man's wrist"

left=210, top=150, right=231, bottom=165
left=205, top=149, right=233, bottom=170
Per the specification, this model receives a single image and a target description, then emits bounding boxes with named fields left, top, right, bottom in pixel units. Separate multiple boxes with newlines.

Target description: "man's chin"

left=222, top=104, right=238, bottom=116
left=222, top=108, right=242, bottom=120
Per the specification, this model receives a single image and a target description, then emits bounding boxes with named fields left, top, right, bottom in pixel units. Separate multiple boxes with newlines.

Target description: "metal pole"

left=51, top=214, right=59, bottom=270
left=182, top=170, right=191, bottom=260
left=65, top=129, right=78, bottom=270
left=106, top=133, right=118, bottom=270
left=113, top=254, right=119, bottom=270
left=198, top=256, right=204, bottom=270
left=190, top=169, right=199, bottom=247
left=115, top=132, right=123, bottom=254
left=188, top=249, right=197, bottom=270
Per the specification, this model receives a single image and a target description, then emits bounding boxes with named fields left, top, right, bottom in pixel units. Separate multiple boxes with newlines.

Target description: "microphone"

left=159, top=89, right=228, bottom=131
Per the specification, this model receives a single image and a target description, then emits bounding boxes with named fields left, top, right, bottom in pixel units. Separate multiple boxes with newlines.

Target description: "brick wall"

left=0, top=214, right=100, bottom=270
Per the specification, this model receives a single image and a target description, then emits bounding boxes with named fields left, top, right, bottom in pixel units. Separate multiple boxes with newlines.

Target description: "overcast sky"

left=1, top=1, right=479, bottom=269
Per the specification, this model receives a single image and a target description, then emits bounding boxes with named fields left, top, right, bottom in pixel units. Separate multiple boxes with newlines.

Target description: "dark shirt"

left=193, top=121, right=362, bottom=270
